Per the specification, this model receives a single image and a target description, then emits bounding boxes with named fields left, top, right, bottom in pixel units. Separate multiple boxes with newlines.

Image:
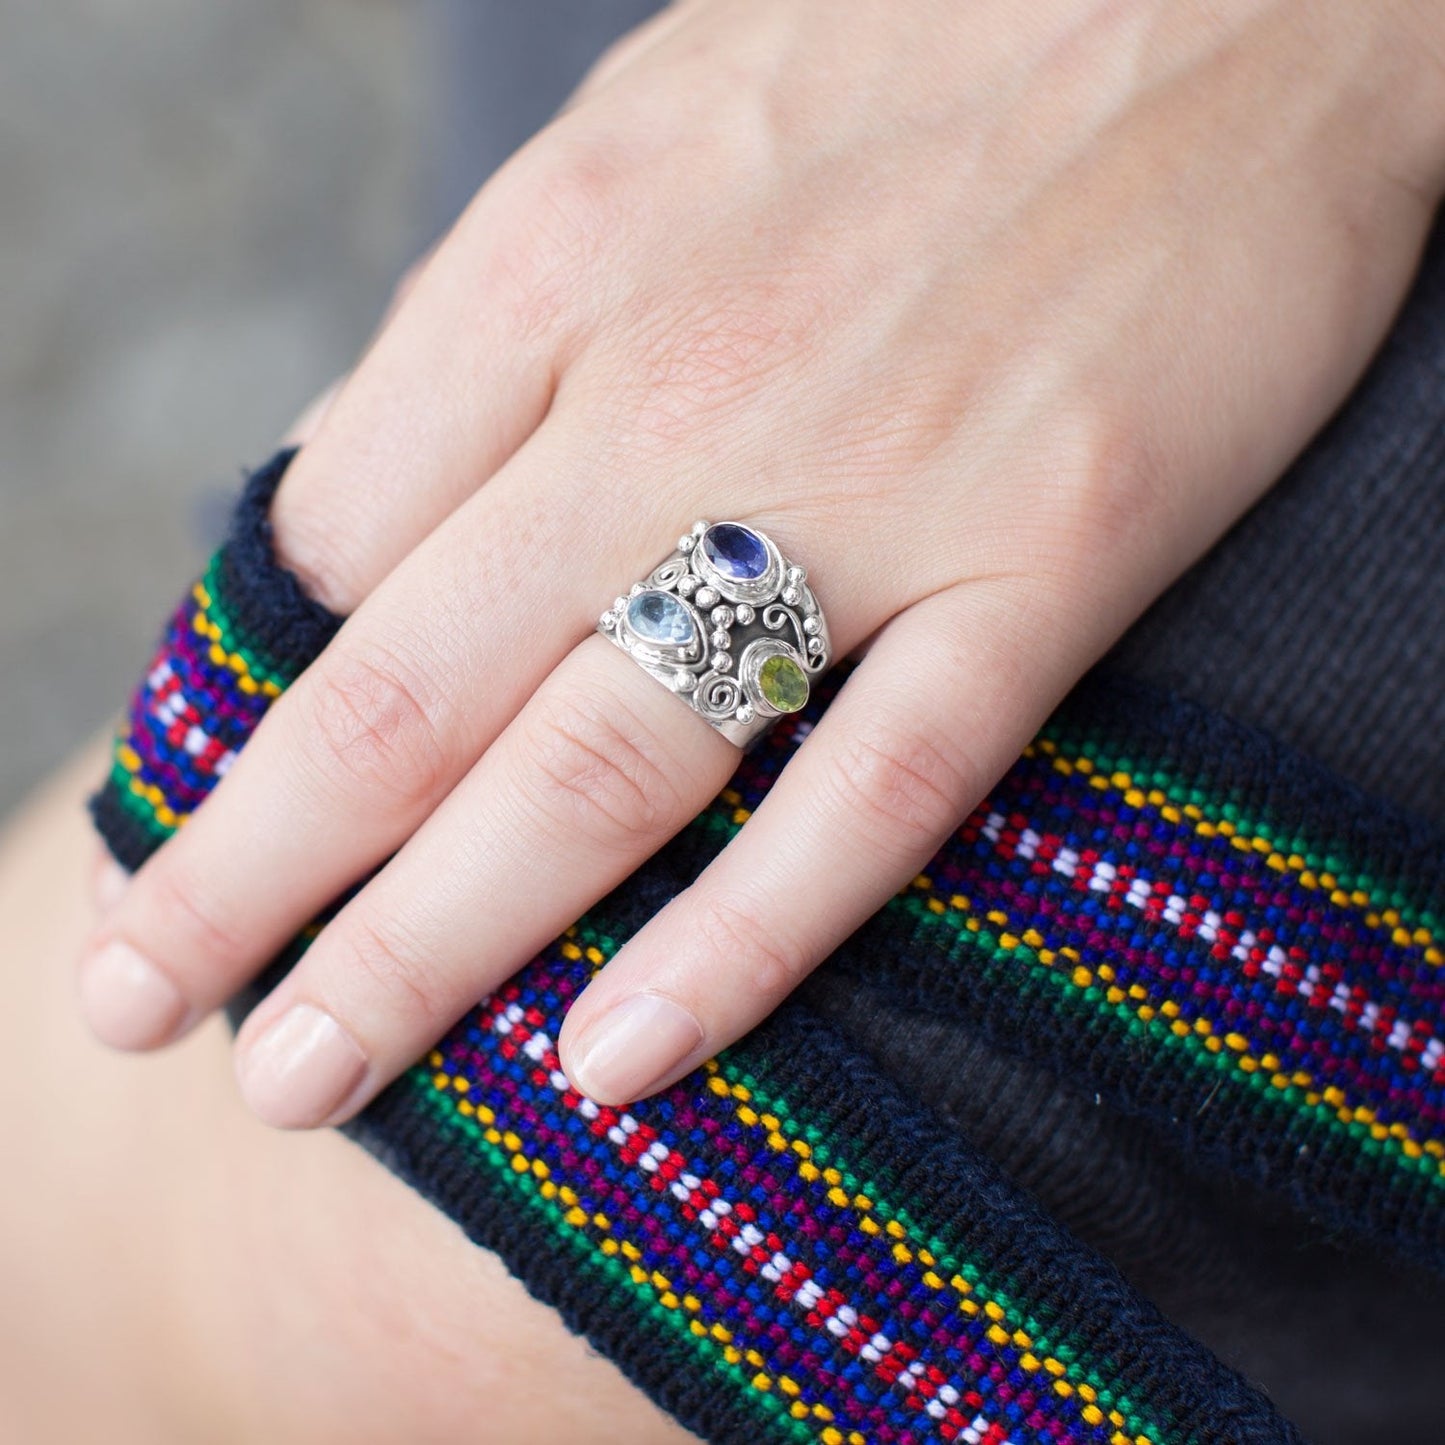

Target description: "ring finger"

left=229, top=518, right=869, bottom=1127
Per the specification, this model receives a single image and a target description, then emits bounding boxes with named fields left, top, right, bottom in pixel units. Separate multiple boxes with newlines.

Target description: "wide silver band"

left=598, top=520, right=833, bottom=748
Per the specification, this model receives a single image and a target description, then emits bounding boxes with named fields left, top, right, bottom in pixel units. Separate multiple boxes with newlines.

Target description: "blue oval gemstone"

left=702, top=523, right=769, bottom=581
left=626, top=589, right=697, bottom=649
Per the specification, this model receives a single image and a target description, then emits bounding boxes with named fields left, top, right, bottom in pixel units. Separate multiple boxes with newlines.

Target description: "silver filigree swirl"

left=693, top=672, right=744, bottom=720
left=647, top=555, right=692, bottom=590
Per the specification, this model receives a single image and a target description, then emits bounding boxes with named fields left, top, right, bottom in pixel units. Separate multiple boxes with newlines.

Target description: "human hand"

left=79, top=0, right=1445, bottom=1123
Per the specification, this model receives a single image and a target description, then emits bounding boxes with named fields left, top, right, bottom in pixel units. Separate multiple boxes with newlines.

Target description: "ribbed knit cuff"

left=89, top=447, right=1445, bottom=1444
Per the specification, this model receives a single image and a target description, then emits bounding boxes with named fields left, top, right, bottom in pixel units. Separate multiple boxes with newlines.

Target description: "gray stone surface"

left=0, top=0, right=431, bottom=816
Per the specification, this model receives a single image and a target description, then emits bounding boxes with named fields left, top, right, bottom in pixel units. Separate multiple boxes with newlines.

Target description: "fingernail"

left=238, top=1004, right=368, bottom=1129
left=570, top=992, right=705, bottom=1104
left=78, top=940, right=189, bottom=1050
left=92, top=856, right=129, bottom=914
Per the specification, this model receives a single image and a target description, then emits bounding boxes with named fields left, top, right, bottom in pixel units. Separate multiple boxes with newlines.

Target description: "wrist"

left=1178, top=0, right=1445, bottom=207
left=1360, top=0, right=1445, bottom=202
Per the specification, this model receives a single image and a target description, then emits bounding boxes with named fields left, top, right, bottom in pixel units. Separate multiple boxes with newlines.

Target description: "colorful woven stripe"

left=91, top=449, right=1445, bottom=1443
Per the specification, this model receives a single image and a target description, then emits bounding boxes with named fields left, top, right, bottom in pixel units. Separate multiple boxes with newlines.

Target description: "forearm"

left=0, top=746, right=692, bottom=1445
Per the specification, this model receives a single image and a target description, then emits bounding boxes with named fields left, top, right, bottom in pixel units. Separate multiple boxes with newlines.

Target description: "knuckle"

left=517, top=689, right=685, bottom=849
left=342, top=913, right=444, bottom=1032
left=477, top=133, right=629, bottom=342
left=822, top=725, right=968, bottom=861
left=1017, top=403, right=1169, bottom=590
left=301, top=639, right=451, bottom=805
left=144, top=857, right=250, bottom=971
left=695, top=891, right=809, bottom=1002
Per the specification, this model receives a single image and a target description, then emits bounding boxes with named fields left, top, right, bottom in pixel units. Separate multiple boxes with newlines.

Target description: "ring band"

left=598, top=520, right=833, bottom=748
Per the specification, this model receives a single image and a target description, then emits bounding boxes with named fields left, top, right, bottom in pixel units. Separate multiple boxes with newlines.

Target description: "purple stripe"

left=441, top=1022, right=934, bottom=1441
left=955, top=864, right=1445, bottom=1135
left=979, top=764, right=1444, bottom=1004
left=440, top=981, right=1094, bottom=1444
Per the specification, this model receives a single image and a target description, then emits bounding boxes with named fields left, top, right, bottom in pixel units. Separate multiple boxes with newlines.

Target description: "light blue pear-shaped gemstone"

left=626, top=589, right=698, bottom=649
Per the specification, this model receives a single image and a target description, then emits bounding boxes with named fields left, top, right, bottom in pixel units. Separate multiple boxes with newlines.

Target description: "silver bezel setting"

left=690, top=523, right=785, bottom=606
left=737, top=637, right=810, bottom=719
left=618, top=588, right=706, bottom=667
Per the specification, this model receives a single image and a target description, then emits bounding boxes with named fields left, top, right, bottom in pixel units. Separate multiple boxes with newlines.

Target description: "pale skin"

left=74, top=0, right=1445, bottom=1131
left=0, top=745, right=697, bottom=1443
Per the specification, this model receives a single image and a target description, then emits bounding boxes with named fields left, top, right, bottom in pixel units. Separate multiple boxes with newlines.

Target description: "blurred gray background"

left=0, top=0, right=430, bottom=816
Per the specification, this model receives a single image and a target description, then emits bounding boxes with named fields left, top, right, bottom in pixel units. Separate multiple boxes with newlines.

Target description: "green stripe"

left=688, top=801, right=1441, bottom=1187
left=1040, top=718, right=1443, bottom=938
left=416, top=1026, right=1176, bottom=1445
left=140, top=560, right=1445, bottom=948
left=891, top=890, right=1444, bottom=1189
left=199, top=554, right=298, bottom=691
left=409, top=1074, right=820, bottom=1443
left=732, top=1050, right=1184, bottom=1445
left=564, top=916, right=1176, bottom=1445
left=111, top=721, right=1437, bottom=1189
left=102, top=758, right=175, bottom=839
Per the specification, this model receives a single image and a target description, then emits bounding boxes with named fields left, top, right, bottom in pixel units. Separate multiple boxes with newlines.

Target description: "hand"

left=79, top=0, right=1445, bottom=1124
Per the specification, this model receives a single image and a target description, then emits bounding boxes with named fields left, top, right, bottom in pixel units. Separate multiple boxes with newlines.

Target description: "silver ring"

left=598, top=520, right=833, bottom=748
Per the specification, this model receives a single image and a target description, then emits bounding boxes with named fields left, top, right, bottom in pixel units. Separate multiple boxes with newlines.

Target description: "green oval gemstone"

left=758, top=654, right=808, bottom=713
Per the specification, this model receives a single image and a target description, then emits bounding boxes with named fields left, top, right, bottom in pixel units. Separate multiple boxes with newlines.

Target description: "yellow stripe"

left=191, top=582, right=283, bottom=699
left=1030, top=737, right=1441, bottom=965
left=905, top=882, right=1445, bottom=1175
left=570, top=940, right=1151, bottom=1443
left=115, top=737, right=186, bottom=830
left=700, top=1059, right=1154, bottom=1445
left=425, top=1056, right=850, bottom=1439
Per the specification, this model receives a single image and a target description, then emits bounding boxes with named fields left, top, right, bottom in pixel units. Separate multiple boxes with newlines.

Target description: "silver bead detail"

left=675, top=670, right=697, bottom=692
left=710, top=629, right=732, bottom=650
left=807, top=636, right=826, bottom=655
left=780, top=585, right=801, bottom=607
left=735, top=603, right=755, bottom=624
left=696, top=586, right=720, bottom=609
left=678, top=534, right=696, bottom=553
left=803, top=615, right=821, bottom=635
left=735, top=703, right=755, bottom=725
left=711, top=651, right=733, bottom=672
left=677, top=575, right=699, bottom=596
left=710, top=605, right=734, bottom=628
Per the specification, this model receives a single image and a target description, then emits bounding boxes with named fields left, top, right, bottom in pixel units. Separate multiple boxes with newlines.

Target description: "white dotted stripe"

left=141, top=665, right=237, bottom=776
left=982, top=812, right=1444, bottom=1076
left=477, top=1000, right=1019, bottom=1444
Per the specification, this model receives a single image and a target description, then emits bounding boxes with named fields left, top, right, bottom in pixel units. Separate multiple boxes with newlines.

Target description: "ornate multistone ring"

left=597, top=520, right=833, bottom=748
